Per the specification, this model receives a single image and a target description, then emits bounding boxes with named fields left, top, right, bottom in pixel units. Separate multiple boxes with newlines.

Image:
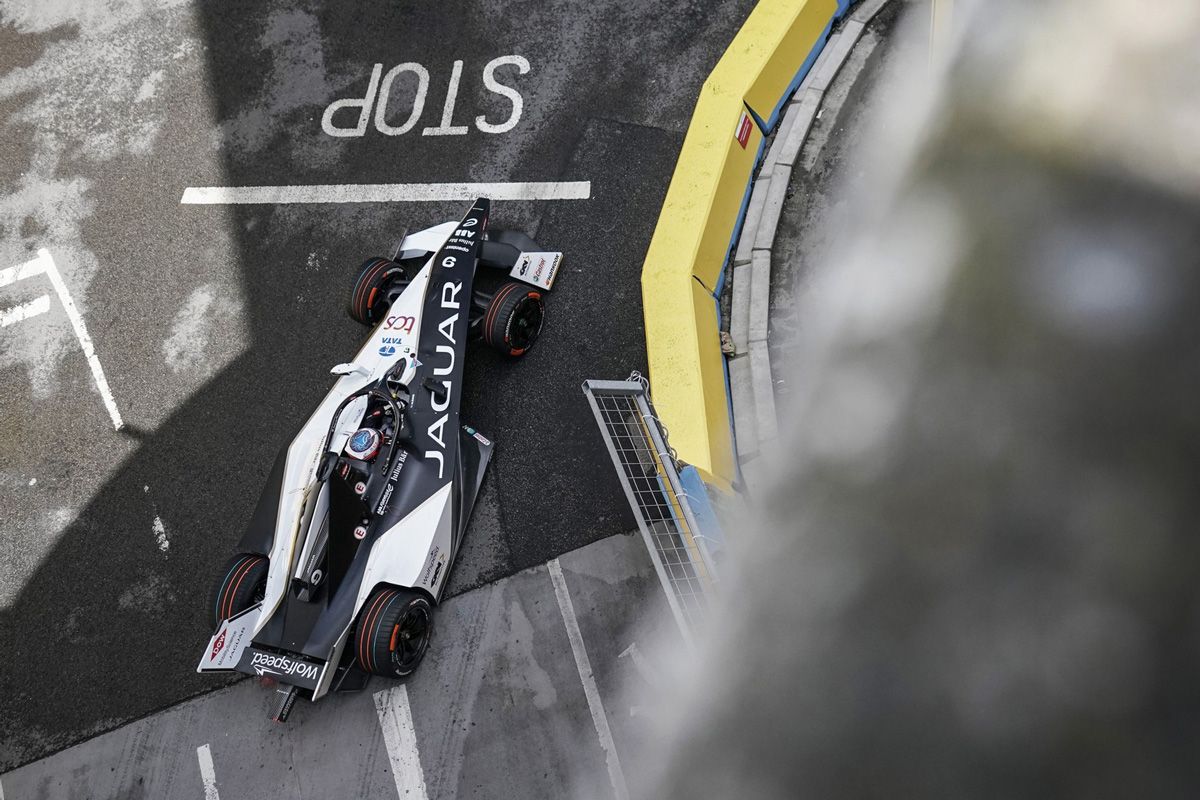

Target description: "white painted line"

left=1, top=294, right=51, bottom=327
left=548, top=558, right=630, bottom=800
left=0, top=774, right=5, bottom=800
left=196, top=743, right=220, bottom=800
left=180, top=181, right=592, bottom=205
left=0, top=254, right=48, bottom=288
left=34, top=250, right=124, bottom=430
left=373, top=684, right=429, bottom=800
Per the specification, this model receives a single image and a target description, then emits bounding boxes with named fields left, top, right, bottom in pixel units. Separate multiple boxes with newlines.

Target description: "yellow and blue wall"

left=642, top=0, right=854, bottom=492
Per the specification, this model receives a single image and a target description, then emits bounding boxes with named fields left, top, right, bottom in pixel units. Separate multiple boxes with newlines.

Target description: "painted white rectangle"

left=180, top=181, right=592, bottom=205
left=0, top=294, right=50, bottom=327
left=374, top=684, right=429, bottom=800
left=549, top=558, right=629, bottom=800
left=0, top=254, right=47, bottom=288
left=196, top=743, right=220, bottom=800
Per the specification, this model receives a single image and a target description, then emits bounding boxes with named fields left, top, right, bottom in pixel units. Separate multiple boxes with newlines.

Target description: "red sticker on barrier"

left=735, top=113, right=752, bottom=149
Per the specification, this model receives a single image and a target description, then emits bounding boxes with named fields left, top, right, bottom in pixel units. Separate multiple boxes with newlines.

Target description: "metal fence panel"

left=583, top=375, right=717, bottom=648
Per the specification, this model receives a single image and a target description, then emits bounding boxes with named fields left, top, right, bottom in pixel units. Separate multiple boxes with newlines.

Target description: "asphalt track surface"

left=0, top=0, right=755, bottom=769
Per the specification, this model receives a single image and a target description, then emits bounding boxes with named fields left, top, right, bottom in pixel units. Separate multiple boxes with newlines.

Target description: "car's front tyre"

left=349, top=257, right=407, bottom=325
left=354, top=587, right=433, bottom=678
left=209, top=553, right=268, bottom=629
left=482, top=282, right=544, bottom=356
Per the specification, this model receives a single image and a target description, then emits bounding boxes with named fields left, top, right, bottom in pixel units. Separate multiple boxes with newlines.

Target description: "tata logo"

left=379, top=345, right=397, bottom=357
left=381, top=336, right=404, bottom=345
left=385, top=315, right=415, bottom=332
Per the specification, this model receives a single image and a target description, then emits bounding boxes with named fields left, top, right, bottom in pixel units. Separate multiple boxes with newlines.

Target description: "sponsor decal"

left=420, top=546, right=442, bottom=585
left=353, top=525, right=368, bottom=540
left=473, top=431, right=492, bottom=447
left=380, top=336, right=405, bottom=345
left=375, top=483, right=394, bottom=514
left=354, top=481, right=367, bottom=495
left=431, top=558, right=444, bottom=588
left=735, top=112, right=752, bottom=149
left=388, top=450, right=409, bottom=482
left=510, top=252, right=561, bottom=290
left=250, top=651, right=320, bottom=681
left=379, top=344, right=397, bottom=357
left=422, top=213, right=480, bottom=480
left=211, top=629, right=227, bottom=659
left=385, top=315, right=415, bottom=332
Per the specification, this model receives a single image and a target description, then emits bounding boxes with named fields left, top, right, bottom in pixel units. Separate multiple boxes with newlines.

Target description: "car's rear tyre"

left=210, top=554, right=268, bottom=629
left=482, top=282, right=544, bottom=356
left=349, top=257, right=407, bottom=326
left=354, top=587, right=433, bottom=678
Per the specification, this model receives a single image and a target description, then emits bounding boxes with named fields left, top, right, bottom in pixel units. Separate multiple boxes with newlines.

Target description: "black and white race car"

left=197, top=198, right=559, bottom=720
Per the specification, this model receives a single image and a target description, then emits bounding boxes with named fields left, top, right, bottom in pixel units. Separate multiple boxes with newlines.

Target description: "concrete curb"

left=726, top=0, right=892, bottom=494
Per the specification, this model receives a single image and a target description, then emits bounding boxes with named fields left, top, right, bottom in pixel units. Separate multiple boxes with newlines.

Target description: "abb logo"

left=385, top=315, right=415, bottom=333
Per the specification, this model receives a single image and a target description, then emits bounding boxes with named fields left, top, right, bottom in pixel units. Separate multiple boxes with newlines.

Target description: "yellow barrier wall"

left=641, top=0, right=839, bottom=489
left=729, top=0, right=838, bottom=128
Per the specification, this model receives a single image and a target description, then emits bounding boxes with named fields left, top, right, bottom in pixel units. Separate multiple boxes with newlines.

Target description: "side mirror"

left=331, top=363, right=370, bottom=377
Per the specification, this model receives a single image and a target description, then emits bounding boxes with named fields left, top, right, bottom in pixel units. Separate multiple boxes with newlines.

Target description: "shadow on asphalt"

left=1, top=0, right=757, bottom=770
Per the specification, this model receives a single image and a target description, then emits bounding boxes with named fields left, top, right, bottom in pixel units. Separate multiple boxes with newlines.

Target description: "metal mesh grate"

left=583, top=378, right=714, bottom=647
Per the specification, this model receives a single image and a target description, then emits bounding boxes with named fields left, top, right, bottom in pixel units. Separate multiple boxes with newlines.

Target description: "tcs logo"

left=385, top=315, right=415, bottom=333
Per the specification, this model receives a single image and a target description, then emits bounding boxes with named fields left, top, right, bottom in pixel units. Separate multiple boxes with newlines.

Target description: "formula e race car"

left=197, top=198, right=560, bottom=720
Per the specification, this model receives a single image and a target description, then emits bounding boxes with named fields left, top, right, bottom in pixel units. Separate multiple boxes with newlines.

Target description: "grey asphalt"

left=767, top=0, right=919, bottom=386
left=2, top=533, right=681, bottom=799
left=0, top=0, right=754, bottom=770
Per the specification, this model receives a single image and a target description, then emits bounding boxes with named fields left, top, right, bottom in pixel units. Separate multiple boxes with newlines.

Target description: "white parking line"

left=3, top=251, right=124, bottom=430
left=373, top=684, right=429, bottom=800
left=179, top=181, right=592, bottom=205
left=548, top=558, right=630, bottom=800
left=0, top=294, right=50, bottom=327
left=196, top=744, right=220, bottom=800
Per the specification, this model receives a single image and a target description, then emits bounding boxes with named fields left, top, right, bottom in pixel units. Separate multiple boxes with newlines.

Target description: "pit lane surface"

left=0, top=0, right=753, bottom=770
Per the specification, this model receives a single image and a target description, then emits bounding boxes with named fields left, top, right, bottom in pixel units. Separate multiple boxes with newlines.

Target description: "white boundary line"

left=196, top=744, right=220, bottom=800
left=180, top=181, right=592, bottom=205
left=38, top=250, right=124, bottom=430
left=1, top=294, right=50, bottom=327
left=548, top=558, right=630, bottom=800
left=373, top=684, right=430, bottom=800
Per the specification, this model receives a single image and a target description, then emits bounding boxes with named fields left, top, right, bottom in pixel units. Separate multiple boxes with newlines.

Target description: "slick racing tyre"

left=349, top=257, right=407, bottom=326
left=355, top=587, right=433, bottom=678
left=210, top=554, right=268, bottom=628
left=482, top=282, right=544, bottom=356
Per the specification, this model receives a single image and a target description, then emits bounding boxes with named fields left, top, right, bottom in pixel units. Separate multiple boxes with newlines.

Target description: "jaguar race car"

left=197, top=198, right=560, bottom=720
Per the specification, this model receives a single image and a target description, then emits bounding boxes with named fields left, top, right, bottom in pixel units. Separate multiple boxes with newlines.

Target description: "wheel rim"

left=507, top=296, right=543, bottom=351
left=393, top=604, right=431, bottom=670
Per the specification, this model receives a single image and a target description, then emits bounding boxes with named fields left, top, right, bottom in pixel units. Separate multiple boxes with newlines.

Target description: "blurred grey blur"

left=646, top=0, right=1200, bottom=796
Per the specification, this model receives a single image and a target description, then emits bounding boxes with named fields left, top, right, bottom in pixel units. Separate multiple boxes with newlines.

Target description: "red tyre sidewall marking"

left=377, top=592, right=407, bottom=673
left=355, top=259, right=388, bottom=318
left=484, top=284, right=518, bottom=346
left=215, top=556, right=251, bottom=622
left=359, top=589, right=395, bottom=672
left=224, top=556, right=260, bottom=621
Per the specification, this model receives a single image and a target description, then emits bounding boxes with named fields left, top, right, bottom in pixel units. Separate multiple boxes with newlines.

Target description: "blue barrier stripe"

left=680, top=465, right=727, bottom=548
left=711, top=131, right=766, bottom=300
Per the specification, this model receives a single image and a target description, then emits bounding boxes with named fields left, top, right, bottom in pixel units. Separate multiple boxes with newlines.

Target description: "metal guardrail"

left=582, top=374, right=719, bottom=649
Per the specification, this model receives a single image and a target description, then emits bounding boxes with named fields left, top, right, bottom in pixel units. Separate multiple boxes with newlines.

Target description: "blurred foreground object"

left=649, top=0, right=1200, bottom=796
